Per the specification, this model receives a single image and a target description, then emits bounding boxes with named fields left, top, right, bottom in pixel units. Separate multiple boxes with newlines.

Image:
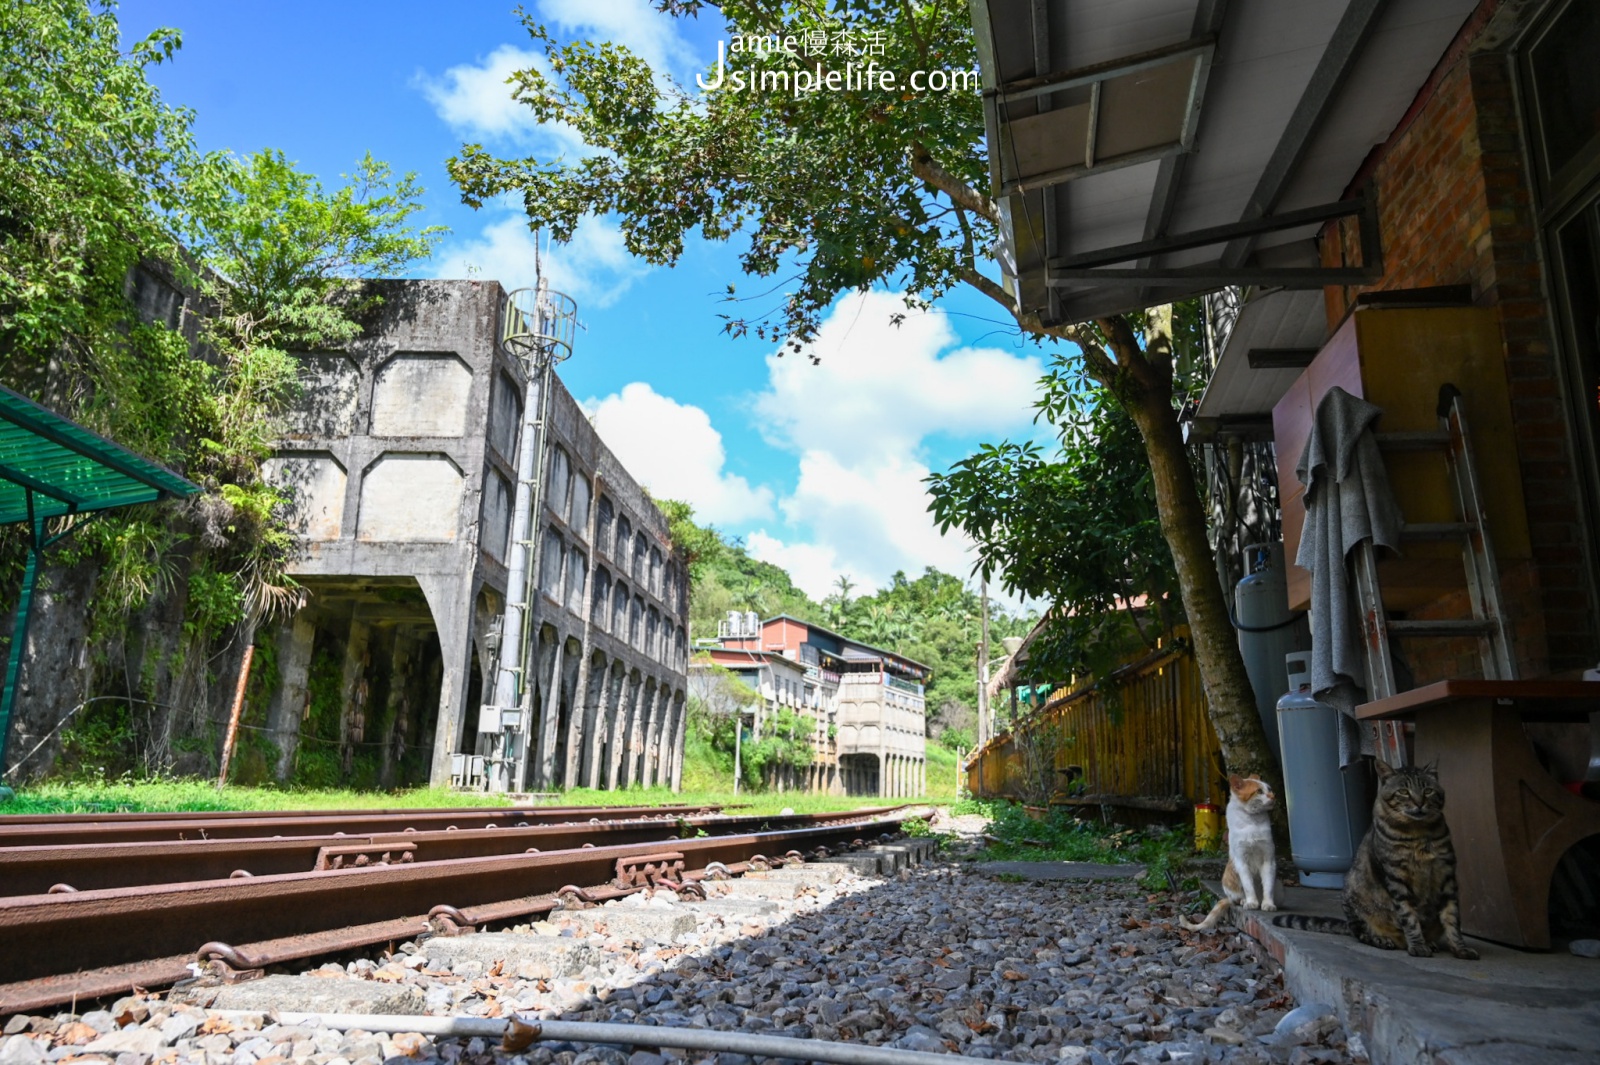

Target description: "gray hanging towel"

left=1294, top=386, right=1404, bottom=764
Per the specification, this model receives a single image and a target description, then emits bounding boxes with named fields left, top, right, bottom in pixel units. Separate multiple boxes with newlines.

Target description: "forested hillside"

left=0, top=1, right=441, bottom=783
left=659, top=501, right=1034, bottom=746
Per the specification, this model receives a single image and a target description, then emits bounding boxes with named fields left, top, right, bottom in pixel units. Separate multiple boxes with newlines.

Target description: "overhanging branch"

left=910, top=145, right=998, bottom=224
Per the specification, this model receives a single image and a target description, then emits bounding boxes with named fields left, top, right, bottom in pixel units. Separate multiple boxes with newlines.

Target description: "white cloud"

left=415, top=3, right=695, bottom=153
left=416, top=45, right=557, bottom=146
left=586, top=383, right=776, bottom=525
left=753, top=290, right=1044, bottom=463
left=743, top=292, right=1043, bottom=600
left=430, top=213, right=651, bottom=309
left=746, top=452, right=978, bottom=600
left=537, top=0, right=696, bottom=82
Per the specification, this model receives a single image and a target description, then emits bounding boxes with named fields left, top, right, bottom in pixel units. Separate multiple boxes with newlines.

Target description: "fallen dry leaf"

left=501, top=1019, right=538, bottom=1053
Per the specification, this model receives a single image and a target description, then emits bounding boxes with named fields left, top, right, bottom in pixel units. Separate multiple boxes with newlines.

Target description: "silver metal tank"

left=1277, top=651, right=1372, bottom=888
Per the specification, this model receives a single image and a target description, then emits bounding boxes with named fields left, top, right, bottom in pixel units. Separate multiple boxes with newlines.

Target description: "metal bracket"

left=555, top=884, right=600, bottom=909
left=314, top=842, right=417, bottom=871
left=613, top=851, right=686, bottom=889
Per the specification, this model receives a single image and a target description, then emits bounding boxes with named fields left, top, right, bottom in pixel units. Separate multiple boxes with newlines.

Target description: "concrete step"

left=551, top=905, right=700, bottom=944
left=176, top=974, right=424, bottom=1014
left=421, top=932, right=603, bottom=978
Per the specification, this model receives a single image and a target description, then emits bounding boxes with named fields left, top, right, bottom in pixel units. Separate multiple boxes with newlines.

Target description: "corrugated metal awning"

left=972, top=0, right=1479, bottom=324
left=1194, top=288, right=1328, bottom=422
left=0, top=386, right=198, bottom=523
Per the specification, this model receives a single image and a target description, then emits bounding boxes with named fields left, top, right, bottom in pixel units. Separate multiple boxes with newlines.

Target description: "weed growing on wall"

left=0, top=1, right=444, bottom=783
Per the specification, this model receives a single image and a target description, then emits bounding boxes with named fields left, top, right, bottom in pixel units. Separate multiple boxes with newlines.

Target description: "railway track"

left=0, top=802, right=915, bottom=1015
left=0, top=802, right=720, bottom=847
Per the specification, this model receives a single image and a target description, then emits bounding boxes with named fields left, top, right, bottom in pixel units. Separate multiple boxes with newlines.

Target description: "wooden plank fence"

left=966, top=639, right=1228, bottom=815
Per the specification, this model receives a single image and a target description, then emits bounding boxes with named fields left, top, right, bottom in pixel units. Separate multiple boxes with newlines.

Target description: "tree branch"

left=909, top=143, right=997, bottom=223
left=960, top=267, right=1013, bottom=314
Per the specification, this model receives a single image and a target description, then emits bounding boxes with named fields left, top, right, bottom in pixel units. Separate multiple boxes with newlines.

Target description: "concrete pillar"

left=640, top=679, right=665, bottom=787
left=604, top=666, right=631, bottom=789
left=378, top=628, right=419, bottom=789
left=627, top=677, right=655, bottom=786
left=564, top=649, right=596, bottom=787
left=420, top=573, right=479, bottom=787
left=266, top=612, right=316, bottom=780
left=577, top=651, right=608, bottom=787
left=338, top=618, right=372, bottom=776
left=531, top=632, right=567, bottom=791
left=652, top=685, right=674, bottom=789
left=668, top=690, right=687, bottom=792
left=608, top=671, right=640, bottom=786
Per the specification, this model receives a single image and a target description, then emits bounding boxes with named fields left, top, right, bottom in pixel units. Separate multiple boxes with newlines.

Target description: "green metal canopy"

left=0, top=385, right=200, bottom=795
left=0, top=385, right=197, bottom=522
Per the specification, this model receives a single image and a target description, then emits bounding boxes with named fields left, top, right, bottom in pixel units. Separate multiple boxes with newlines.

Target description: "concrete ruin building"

left=260, top=279, right=689, bottom=792
left=702, top=613, right=929, bottom=796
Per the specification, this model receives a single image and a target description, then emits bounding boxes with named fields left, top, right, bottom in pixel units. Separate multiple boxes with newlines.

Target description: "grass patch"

left=5, top=778, right=511, bottom=815
left=968, top=799, right=1195, bottom=892
left=5, top=777, right=926, bottom=819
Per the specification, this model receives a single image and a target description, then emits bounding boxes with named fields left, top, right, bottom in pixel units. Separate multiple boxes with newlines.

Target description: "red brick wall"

left=1319, top=28, right=1595, bottom=676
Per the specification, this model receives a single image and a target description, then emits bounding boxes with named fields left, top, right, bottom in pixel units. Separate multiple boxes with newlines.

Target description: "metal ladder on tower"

left=1352, top=383, right=1517, bottom=766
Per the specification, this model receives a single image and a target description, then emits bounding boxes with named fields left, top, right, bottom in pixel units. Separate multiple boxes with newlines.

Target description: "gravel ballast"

left=0, top=847, right=1365, bottom=1065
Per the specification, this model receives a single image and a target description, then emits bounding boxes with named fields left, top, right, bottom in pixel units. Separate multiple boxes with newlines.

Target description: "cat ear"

left=1423, top=759, right=1439, bottom=776
left=1374, top=758, right=1394, bottom=780
left=1228, top=774, right=1243, bottom=792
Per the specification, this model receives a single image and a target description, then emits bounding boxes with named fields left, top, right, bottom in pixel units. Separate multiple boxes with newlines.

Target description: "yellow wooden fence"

left=966, top=638, right=1228, bottom=814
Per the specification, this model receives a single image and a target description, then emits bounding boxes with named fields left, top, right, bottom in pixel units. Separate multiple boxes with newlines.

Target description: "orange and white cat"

left=1181, top=775, right=1278, bottom=931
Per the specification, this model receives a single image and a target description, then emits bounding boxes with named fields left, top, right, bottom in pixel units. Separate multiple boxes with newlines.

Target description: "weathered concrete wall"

left=514, top=372, right=689, bottom=791
left=1, top=259, right=258, bottom=784
left=259, top=279, right=689, bottom=792
left=263, top=280, right=512, bottom=787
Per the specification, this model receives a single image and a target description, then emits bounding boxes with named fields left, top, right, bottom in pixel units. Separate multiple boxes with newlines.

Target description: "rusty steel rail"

left=0, top=809, right=888, bottom=896
left=0, top=811, right=909, bottom=1013
left=0, top=802, right=716, bottom=826
left=0, top=804, right=717, bottom=848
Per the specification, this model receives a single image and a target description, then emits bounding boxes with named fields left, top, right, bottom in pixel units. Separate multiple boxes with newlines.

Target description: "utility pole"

left=976, top=577, right=990, bottom=747
left=733, top=706, right=751, bottom=795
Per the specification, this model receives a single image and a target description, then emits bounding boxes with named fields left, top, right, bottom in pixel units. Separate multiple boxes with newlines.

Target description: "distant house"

left=705, top=612, right=930, bottom=797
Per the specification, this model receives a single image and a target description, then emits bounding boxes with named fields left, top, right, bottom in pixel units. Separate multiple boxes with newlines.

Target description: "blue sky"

left=120, top=0, right=1052, bottom=601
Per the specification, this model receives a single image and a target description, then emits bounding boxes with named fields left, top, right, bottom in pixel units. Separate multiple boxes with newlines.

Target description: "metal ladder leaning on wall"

left=1352, top=384, right=1517, bottom=766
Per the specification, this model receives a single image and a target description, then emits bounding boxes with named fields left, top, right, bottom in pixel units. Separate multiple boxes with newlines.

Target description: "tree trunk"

left=1066, top=310, right=1282, bottom=803
left=1121, top=382, right=1280, bottom=787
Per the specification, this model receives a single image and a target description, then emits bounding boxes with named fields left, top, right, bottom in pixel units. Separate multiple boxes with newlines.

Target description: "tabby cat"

left=1274, top=760, right=1478, bottom=960
left=1181, top=775, right=1277, bottom=931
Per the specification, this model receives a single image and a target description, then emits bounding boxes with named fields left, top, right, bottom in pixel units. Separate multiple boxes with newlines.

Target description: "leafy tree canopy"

left=451, top=0, right=1279, bottom=780
left=449, top=0, right=990, bottom=349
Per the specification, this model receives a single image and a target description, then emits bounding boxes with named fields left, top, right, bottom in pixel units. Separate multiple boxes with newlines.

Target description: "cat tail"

left=1271, top=914, right=1349, bottom=934
left=1179, top=898, right=1231, bottom=931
